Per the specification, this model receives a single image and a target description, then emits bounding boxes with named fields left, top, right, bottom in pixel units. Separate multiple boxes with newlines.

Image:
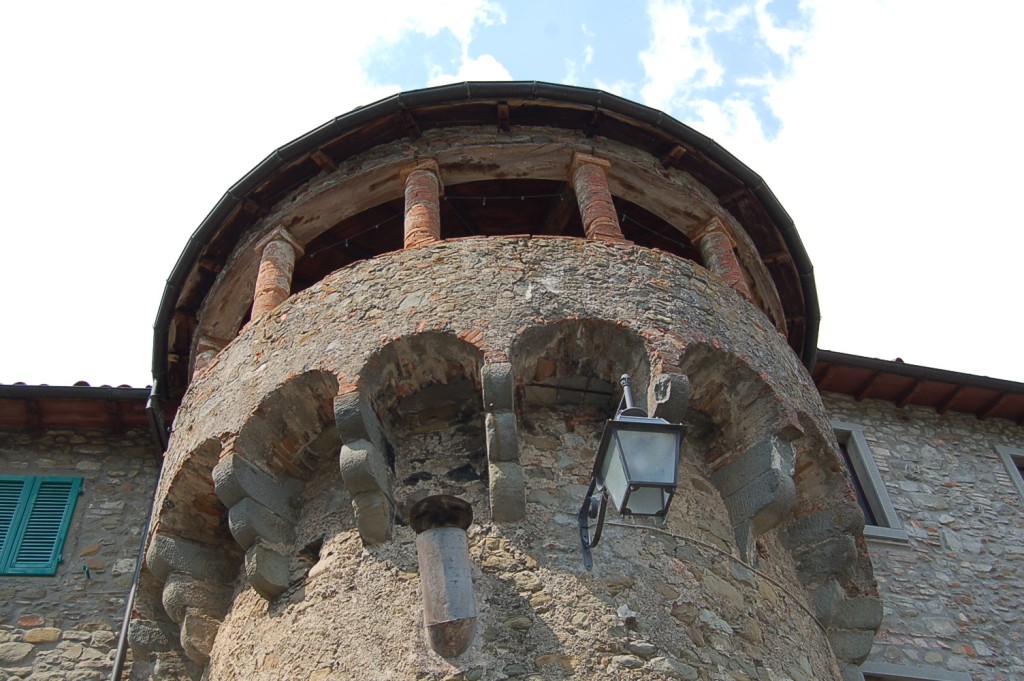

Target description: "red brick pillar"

left=193, top=336, right=227, bottom=376
left=570, top=152, right=626, bottom=242
left=251, top=228, right=304, bottom=320
left=403, top=160, right=443, bottom=249
left=693, top=217, right=752, bottom=301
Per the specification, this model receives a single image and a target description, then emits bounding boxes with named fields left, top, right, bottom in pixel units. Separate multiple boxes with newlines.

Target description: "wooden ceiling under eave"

left=813, top=350, right=1024, bottom=425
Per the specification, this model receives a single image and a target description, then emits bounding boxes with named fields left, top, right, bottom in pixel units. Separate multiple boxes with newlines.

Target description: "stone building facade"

left=0, top=387, right=159, bottom=680
left=0, top=83, right=1021, bottom=681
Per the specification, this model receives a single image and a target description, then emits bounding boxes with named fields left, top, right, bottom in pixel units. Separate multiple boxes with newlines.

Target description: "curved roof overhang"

left=152, top=81, right=819, bottom=410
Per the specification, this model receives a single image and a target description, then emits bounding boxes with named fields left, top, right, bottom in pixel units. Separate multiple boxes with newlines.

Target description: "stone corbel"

left=212, top=450, right=300, bottom=600
left=481, top=362, right=525, bottom=522
left=710, top=434, right=798, bottom=562
left=335, top=390, right=394, bottom=544
left=144, top=534, right=237, bottom=666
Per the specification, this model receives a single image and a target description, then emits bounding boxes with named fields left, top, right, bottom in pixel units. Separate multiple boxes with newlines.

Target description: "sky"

left=1, top=0, right=1021, bottom=387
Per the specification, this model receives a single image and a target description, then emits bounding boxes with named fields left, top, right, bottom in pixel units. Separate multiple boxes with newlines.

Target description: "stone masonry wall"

left=821, top=392, right=1024, bottom=680
left=0, top=426, right=159, bottom=681
left=139, top=237, right=874, bottom=679
left=207, top=407, right=839, bottom=681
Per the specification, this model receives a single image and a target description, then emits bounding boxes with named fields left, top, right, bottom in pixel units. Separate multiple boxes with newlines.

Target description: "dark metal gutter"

left=152, top=81, right=820, bottom=399
left=0, top=384, right=151, bottom=401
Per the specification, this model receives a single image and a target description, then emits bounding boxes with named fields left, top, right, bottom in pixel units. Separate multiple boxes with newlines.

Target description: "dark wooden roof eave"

left=813, top=350, right=1024, bottom=425
left=152, top=81, right=820, bottom=411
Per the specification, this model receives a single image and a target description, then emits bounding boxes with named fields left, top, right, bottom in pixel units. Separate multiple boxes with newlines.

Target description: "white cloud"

left=752, top=0, right=808, bottom=63
left=639, top=0, right=724, bottom=111
left=428, top=53, right=512, bottom=86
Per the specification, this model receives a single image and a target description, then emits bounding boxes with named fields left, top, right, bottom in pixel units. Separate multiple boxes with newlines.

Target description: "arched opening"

left=359, top=332, right=487, bottom=521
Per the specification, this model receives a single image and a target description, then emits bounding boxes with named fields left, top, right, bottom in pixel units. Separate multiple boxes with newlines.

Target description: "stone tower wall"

left=131, top=238, right=876, bottom=679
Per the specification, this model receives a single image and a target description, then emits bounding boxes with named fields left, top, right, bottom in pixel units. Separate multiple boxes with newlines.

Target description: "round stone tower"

left=130, top=82, right=880, bottom=681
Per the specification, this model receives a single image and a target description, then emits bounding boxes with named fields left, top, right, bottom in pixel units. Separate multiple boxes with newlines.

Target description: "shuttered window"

left=0, top=476, right=82, bottom=575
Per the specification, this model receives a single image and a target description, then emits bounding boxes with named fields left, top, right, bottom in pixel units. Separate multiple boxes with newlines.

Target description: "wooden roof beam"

left=660, top=145, right=686, bottom=168
left=497, top=102, right=510, bottom=132
left=442, top=197, right=478, bottom=237
left=107, top=399, right=125, bottom=434
left=401, top=112, right=422, bottom=140
left=311, top=150, right=338, bottom=173
left=936, top=385, right=962, bottom=415
left=977, top=392, right=1010, bottom=420
left=854, top=370, right=882, bottom=401
left=537, top=183, right=577, bottom=236
left=814, top=363, right=835, bottom=389
left=24, top=399, right=41, bottom=430
left=895, top=379, right=923, bottom=408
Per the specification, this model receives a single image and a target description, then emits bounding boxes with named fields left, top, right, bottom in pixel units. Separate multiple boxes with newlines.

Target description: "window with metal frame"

left=0, top=476, right=82, bottom=575
left=832, top=422, right=908, bottom=543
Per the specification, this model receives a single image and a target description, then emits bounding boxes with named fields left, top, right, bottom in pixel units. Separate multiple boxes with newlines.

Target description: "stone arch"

left=675, top=343, right=789, bottom=464
left=510, top=318, right=652, bottom=416
left=233, top=369, right=341, bottom=479
left=153, top=437, right=234, bottom=548
left=358, top=332, right=487, bottom=522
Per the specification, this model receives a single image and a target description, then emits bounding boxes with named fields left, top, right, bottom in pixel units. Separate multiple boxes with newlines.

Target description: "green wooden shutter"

left=5, top=477, right=82, bottom=575
left=0, top=478, right=31, bottom=565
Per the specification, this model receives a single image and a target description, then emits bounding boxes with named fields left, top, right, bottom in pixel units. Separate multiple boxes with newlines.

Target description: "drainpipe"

left=109, top=438, right=161, bottom=675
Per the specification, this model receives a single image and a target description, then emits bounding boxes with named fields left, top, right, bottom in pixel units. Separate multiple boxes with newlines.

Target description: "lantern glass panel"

left=598, top=436, right=630, bottom=512
left=624, top=485, right=670, bottom=516
left=616, top=428, right=680, bottom=485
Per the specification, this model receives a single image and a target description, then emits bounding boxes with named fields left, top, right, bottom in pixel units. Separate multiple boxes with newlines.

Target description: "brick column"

left=570, top=152, right=626, bottom=242
left=693, top=217, right=753, bottom=301
left=193, top=336, right=227, bottom=376
left=251, top=228, right=304, bottom=321
left=402, top=160, right=443, bottom=249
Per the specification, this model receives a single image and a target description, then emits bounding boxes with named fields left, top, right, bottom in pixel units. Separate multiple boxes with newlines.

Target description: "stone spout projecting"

left=410, top=495, right=476, bottom=657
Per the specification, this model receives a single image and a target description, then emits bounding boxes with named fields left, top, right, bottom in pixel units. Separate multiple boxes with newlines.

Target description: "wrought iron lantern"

left=578, top=374, right=685, bottom=569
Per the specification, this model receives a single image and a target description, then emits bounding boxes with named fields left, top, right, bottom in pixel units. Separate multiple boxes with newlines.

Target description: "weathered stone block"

left=720, top=465, right=796, bottom=533
left=161, top=573, right=231, bottom=624
left=180, top=612, right=222, bottom=666
left=794, top=535, right=858, bottom=586
left=352, top=490, right=393, bottom=545
left=809, top=579, right=845, bottom=627
left=780, top=503, right=865, bottom=551
left=485, top=411, right=519, bottom=463
left=489, top=461, right=526, bottom=522
left=213, top=452, right=297, bottom=522
left=244, top=540, right=291, bottom=600
left=711, top=436, right=795, bottom=498
left=481, top=362, right=514, bottom=411
left=648, top=373, right=690, bottom=425
left=339, top=439, right=390, bottom=495
left=127, top=619, right=181, bottom=657
left=833, top=596, right=883, bottom=631
left=228, top=496, right=295, bottom=549
left=827, top=628, right=875, bottom=664
left=334, top=390, right=383, bottom=450
left=153, top=652, right=204, bottom=681
left=146, top=534, right=238, bottom=584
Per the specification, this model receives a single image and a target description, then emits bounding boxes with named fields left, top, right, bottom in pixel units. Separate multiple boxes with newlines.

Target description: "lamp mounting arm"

left=577, top=479, right=608, bottom=571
